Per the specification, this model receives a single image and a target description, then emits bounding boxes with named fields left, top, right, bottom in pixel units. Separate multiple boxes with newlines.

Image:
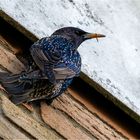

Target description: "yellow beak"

left=84, top=33, right=106, bottom=39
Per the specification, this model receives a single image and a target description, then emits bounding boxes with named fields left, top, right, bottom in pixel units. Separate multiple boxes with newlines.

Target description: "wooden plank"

left=68, top=87, right=135, bottom=139
left=0, top=93, right=60, bottom=140
left=43, top=92, right=127, bottom=140
left=0, top=36, right=25, bottom=74
left=0, top=115, right=30, bottom=139
left=41, top=102, right=94, bottom=140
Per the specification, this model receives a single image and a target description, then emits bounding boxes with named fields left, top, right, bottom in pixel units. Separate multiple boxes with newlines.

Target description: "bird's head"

left=52, top=27, right=105, bottom=49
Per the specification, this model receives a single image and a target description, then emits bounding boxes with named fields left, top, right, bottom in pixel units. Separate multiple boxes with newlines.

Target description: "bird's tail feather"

left=10, top=95, right=27, bottom=104
left=0, top=72, right=33, bottom=104
left=10, top=90, right=33, bottom=104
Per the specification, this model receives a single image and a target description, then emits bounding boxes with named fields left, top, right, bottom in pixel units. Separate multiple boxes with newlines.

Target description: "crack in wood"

left=66, top=91, right=129, bottom=139
left=32, top=102, right=66, bottom=139
left=0, top=93, right=59, bottom=139
left=3, top=114, right=36, bottom=139
left=52, top=99, right=108, bottom=140
left=50, top=104, right=97, bottom=139
left=53, top=93, right=128, bottom=140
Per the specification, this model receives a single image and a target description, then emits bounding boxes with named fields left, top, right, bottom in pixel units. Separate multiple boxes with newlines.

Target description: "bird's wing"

left=30, top=37, right=51, bottom=71
left=53, top=67, right=76, bottom=79
left=53, top=56, right=81, bottom=80
left=53, top=49, right=81, bottom=80
left=30, top=36, right=77, bottom=83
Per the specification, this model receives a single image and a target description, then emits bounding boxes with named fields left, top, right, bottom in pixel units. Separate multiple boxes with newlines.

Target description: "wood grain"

left=0, top=93, right=59, bottom=140
left=41, top=101, right=94, bottom=140
left=41, top=92, right=127, bottom=140
left=0, top=36, right=25, bottom=74
left=0, top=110, right=30, bottom=139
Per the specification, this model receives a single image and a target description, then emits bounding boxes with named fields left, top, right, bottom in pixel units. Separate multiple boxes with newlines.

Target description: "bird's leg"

left=45, top=99, right=54, bottom=105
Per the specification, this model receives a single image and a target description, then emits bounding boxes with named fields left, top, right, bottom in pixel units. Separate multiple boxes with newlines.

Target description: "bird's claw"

left=46, top=99, right=53, bottom=105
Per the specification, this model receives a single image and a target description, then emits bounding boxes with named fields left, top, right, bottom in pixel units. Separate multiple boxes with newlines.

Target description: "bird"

left=0, top=27, right=105, bottom=105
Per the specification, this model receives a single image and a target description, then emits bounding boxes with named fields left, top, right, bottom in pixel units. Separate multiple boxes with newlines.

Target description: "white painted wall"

left=1, top=0, right=140, bottom=118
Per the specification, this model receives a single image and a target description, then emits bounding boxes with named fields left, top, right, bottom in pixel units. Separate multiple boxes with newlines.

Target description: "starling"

left=0, top=27, right=105, bottom=105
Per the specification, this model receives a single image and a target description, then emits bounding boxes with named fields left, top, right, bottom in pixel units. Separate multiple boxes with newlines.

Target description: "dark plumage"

left=0, top=27, right=105, bottom=105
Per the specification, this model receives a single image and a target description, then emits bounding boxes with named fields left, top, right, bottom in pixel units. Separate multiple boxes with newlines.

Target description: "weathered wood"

left=0, top=93, right=59, bottom=140
left=41, top=102, right=94, bottom=140
left=0, top=115, right=30, bottom=139
left=42, top=92, right=127, bottom=140
left=0, top=36, right=25, bottom=74
left=68, top=88, right=135, bottom=139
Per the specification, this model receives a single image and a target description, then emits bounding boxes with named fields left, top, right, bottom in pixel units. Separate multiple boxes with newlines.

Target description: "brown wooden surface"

left=0, top=18, right=140, bottom=139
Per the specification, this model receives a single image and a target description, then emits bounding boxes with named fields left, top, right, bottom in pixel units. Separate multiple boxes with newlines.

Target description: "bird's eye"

left=75, top=31, right=81, bottom=35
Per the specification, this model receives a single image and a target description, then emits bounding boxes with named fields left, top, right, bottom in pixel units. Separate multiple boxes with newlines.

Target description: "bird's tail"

left=0, top=72, right=34, bottom=104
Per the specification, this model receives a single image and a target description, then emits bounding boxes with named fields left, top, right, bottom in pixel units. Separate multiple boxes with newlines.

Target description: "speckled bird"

left=0, top=27, right=105, bottom=105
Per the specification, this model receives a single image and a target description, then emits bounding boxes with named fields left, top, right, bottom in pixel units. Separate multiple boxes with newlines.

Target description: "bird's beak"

left=84, top=33, right=106, bottom=41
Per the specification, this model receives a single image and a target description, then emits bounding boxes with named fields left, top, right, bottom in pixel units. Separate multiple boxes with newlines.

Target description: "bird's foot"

left=45, top=99, right=53, bottom=106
